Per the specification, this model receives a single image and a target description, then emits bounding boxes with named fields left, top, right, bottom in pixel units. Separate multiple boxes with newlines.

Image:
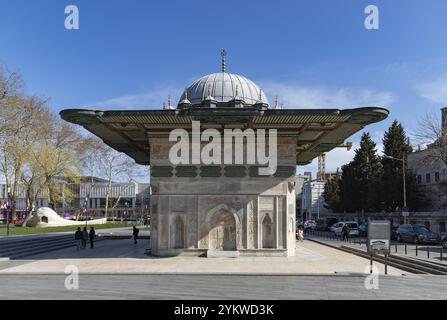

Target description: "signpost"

left=402, top=207, right=409, bottom=224
left=367, top=220, right=391, bottom=275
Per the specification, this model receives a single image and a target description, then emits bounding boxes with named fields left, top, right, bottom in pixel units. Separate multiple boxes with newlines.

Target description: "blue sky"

left=1, top=0, right=447, bottom=178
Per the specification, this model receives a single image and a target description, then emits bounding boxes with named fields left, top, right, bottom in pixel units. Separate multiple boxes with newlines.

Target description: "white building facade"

left=301, top=180, right=329, bottom=220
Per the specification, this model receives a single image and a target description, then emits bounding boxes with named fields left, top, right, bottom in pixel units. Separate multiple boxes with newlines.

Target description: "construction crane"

left=317, top=142, right=353, bottom=182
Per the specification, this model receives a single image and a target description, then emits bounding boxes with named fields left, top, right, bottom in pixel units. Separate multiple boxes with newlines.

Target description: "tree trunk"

left=75, top=209, right=82, bottom=221
left=105, top=168, right=113, bottom=223
left=22, top=188, right=34, bottom=227
left=22, top=198, right=35, bottom=227
left=105, top=193, right=110, bottom=223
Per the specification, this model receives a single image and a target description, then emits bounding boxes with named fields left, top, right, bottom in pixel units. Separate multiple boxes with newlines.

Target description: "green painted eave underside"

left=60, top=107, right=389, bottom=166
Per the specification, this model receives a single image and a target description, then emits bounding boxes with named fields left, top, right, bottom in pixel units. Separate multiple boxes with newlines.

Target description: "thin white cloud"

left=262, top=81, right=393, bottom=176
left=417, top=75, right=447, bottom=104
left=88, top=80, right=395, bottom=111
left=260, top=81, right=395, bottom=109
left=87, top=85, right=183, bottom=110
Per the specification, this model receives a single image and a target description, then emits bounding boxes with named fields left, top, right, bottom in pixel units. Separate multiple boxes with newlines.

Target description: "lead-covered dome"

left=178, top=72, right=269, bottom=107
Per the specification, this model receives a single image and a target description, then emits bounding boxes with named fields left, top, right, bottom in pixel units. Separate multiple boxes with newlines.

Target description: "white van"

left=332, top=221, right=359, bottom=237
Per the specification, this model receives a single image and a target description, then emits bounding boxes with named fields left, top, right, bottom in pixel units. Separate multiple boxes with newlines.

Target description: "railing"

left=306, top=229, right=446, bottom=264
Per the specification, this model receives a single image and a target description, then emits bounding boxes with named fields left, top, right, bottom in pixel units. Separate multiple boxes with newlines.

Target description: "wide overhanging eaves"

left=60, top=107, right=389, bottom=166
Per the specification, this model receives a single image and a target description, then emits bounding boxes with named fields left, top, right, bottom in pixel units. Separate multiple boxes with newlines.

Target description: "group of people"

left=74, top=227, right=96, bottom=250
left=74, top=226, right=140, bottom=250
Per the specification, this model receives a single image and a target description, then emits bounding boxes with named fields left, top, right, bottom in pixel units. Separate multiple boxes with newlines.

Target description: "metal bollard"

left=395, top=243, right=397, bottom=253
left=416, top=245, right=418, bottom=256
left=441, top=247, right=443, bottom=261
left=405, top=244, right=407, bottom=255
left=427, top=246, right=430, bottom=259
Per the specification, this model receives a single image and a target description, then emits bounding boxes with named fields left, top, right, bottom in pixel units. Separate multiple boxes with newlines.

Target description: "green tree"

left=339, top=162, right=356, bottom=212
left=380, top=120, right=425, bottom=211
left=323, top=169, right=341, bottom=212
left=339, top=133, right=383, bottom=212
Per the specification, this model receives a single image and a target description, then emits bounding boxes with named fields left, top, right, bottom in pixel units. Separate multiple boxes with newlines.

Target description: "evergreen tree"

left=380, top=120, right=425, bottom=211
left=339, top=132, right=383, bottom=212
left=323, top=169, right=341, bottom=212
left=339, top=162, right=356, bottom=212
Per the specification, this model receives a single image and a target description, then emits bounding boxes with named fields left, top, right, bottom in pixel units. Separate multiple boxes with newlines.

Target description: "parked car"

left=316, top=219, right=326, bottom=231
left=333, top=221, right=359, bottom=237
left=396, top=224, right=441, bottom=244
left=359, top=223, right=368, bottom=237
left=330, top=223, right=338, bottom=233
left=316, top=218, right=338, bottom=231
left=391, top=226, right=399, bottom=240
left=304, top=220, right=316, bottom=230
left=358, top=223, right=398, bottom=239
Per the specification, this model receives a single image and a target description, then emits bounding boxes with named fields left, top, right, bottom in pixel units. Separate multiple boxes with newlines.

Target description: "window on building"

left=426, top=173, right=431, bottom=184
left=435, top=172, right=440, bottom=182
left=417, top=175, right=422, bottom=184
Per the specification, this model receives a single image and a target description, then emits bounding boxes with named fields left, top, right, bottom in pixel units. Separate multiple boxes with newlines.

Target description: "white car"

left=330, top=223, right=338, bottom=233
left=332, top=221, right=359, bottom=237
left=304, top=220, right=316, bottom=230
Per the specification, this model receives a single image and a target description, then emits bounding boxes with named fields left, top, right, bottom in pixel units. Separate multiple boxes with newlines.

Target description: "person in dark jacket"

left=133, top=226, right=139, bottom=244
left=341, top=224, right=350, bottom=242
left=75, top=227, right=82, bottom=251
left=82, top=227, right=89, bottom=249
left=89, top=227, right=96, bottom=249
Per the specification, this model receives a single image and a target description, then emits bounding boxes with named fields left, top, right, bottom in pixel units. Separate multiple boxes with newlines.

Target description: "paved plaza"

left=0, top=274, right=446, bottom=300
left=1, top=238, right=447, bottom=299
left=0, top=239, right=406, bottom=275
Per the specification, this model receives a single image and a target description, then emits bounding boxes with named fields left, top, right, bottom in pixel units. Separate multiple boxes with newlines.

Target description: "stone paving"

left=0, top=238, right=408, bottom=275
left=1, top=273, right=445, bottom=300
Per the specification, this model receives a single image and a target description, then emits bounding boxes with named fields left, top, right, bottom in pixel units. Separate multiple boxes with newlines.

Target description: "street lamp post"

left=83, top=196, right=88, bottom=227
left=124, top=202, right=128, bottom=224
left=6, top=187, right=12, bottom=237
left=317, top=184, right=321, bottom=221
left=385, top=155, right=407, bottom=224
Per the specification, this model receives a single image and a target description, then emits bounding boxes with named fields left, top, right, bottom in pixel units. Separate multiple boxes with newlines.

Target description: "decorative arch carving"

left=205, top=205, right=240, bottom=251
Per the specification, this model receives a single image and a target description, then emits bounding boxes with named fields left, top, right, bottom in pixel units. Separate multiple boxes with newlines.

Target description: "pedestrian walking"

left=89, top=227, right=96, bottom=249
left=82, top=227, right=89, bottom=249
left=133, top=226, right=139, bottom=244
left=297, top=226, right=304, bottom=242
left=75, top=227, right=82, bottom=251
left=342, top=224, right=350, bottom=242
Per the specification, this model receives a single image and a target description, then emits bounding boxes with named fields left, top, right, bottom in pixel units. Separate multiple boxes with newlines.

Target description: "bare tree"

left=414, top=111, right=447, bottom=167
left=0, top=68, right=49, bottom=220
left=98, top=147, right=136, bottom=222
left=31, top=116, right=84, bottom=210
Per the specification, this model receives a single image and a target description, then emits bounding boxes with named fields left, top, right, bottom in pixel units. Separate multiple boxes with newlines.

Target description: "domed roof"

left=178, top=72, right=269, bottom=107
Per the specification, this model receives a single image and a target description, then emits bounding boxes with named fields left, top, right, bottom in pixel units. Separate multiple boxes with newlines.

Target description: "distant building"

left=295, top=172, right=312, bottom=217
left=408, top=107, right=447, bottom=211
left=301, top=180, right=329, bottom=220
left=0, top=177, right=151, bottom=221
